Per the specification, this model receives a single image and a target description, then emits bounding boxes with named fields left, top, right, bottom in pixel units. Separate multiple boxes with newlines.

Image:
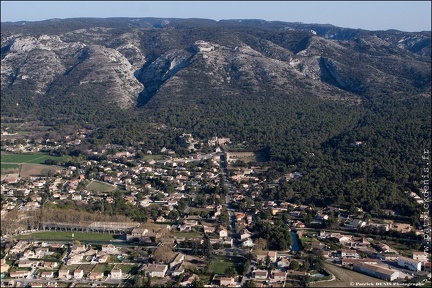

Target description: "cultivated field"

left=19, top=163, right=64, bottom=177
left=1, top=151, right=68, bottom=176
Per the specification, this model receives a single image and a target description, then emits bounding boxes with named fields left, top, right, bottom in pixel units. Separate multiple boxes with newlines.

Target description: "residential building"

left=110, top=268, right=123, bottom=279
left=271, top=271, right=287, bottom=282
left=58, top=270, right=70, bottom=279
left=40, top=271, right=54, bottom=279
left=412, top=251, right=428, bottom=262
left=253, top=269, right=268, bottom=280
left=101, top=244, right=120, bottom=254
left=219, top=277, right=234, bottom=286
left=340, top=249, right=359, bottom=259
left=74, top=269, right=84, bottom=279
left=89, top=271, right=104, bottom=280
left=10, top=270, right=30, bottom=278
left=143, top=264, right=168, bottom=278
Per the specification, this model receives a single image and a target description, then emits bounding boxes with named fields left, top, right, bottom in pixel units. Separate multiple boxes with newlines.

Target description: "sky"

left=1, top=1, right=431, bottom=32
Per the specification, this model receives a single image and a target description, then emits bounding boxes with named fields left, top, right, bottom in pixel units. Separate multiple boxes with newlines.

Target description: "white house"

left=110, top=268, right=123, bottom=279
left=144, top=264, right=168, bottom=278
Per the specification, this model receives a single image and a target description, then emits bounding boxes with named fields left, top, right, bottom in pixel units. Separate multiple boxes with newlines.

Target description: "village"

left=0, top=132, right=431, bottom=287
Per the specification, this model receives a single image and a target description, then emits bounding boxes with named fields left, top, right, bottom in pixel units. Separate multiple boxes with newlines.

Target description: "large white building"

left=398, top=256, right=421, bottom=272
left=353, top=263, right=399, bottom=282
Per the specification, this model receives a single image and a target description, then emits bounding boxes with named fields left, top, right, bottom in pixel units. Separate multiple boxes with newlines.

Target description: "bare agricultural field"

left=19, top=163, right=64, bottom=177
left=310, top=263, right=394, bottom=287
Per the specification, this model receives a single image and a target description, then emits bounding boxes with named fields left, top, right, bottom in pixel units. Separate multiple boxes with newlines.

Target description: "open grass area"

left=15, top=231, right=121, bottom=242
left=142, top=154, right=165, bottom=161
left=92, top=264, right=114, bottom=275
left=86, top=180, right=117, bottom=192
left=0, top=163, right=20, bottom=169
left=118, top=264, right=138, bottom=274
left=1, top=152, right=68, bottom=164
left=208, top=256, right=244, bottom=275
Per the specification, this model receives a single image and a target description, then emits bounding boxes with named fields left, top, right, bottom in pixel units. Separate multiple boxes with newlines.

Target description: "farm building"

left=398, top=256, right=421, bottom=271
left=353, top=263, right=399, bottom=282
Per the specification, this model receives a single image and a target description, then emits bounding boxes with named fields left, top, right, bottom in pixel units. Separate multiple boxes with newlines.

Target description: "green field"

left=208, top=256, right=244, bottom=275
left=118, top=264, right=138, bottom=274
left=15, top=231, right=121, bottom=242
left=0, top=163, right=20, bottom=169
left=141, top=154, right=165, bottom=161
left=86, top=180, right=117, bottom=192
left=92, top=264, right=114, bottom=275
left=1, top=152, right=69, bottom=164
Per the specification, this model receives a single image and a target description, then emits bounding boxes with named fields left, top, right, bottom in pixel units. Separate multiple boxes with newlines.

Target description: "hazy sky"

left=1, top=1, right=431, bottom=32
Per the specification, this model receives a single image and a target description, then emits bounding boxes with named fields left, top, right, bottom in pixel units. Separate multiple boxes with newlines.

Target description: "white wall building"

left=398, top=256, right=421, bottom=272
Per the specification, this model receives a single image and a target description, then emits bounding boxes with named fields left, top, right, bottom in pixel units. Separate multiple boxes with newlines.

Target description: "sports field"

left=86, top=180, right=117, bottom=192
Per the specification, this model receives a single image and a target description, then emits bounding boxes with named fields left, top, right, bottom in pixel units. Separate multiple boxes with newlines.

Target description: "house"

left=345, top=218, right=367, bottom=229
left=66, top=254, right=83, bottom=265
left=253, top=269, right=268, bottom=280
left=35, top=247, right=51, bottom=258
left=239, top=230, right=252, bottom=240
left=0, top=258, right=10, bottom=272
left=42, top=261, right=58, bottom=269
left=217, top=225, right=228, bottom=238
left=110, top=268, right=123, bottom=279
left=412, top=251, right=428, bottom=262
left=20, top=250, right=36, bottom=260
left=101, top=244, right=120, bottom=254
left=40, top=271, right=54, bottom=279
left=354, top=263, right=399, bottom=281
left=130, top=227, right=148, bottom=239
left=340, top=249, right=359, bottom=259
left=89, top=271, right=104, bottom=280
left=277, top=258, right=290, bottom=269
left=71, top=244, right=86, bottom=254
left=97, top=254, right=110, bottom=263
left=378, top=254, right=399, bottom=262
left=271, top=271, right=287, bottom=282
left=17, top=260, right=39, bottom=268
left=10, top=270, right=30, bottom=278
left=330, top=233, right=352, bottom=244
left=74, top=269, right=84, bottom=279
left=268, top=251, right=278, bottom=262
left=242, top=238, right=255, bottom=248
left=202, top=225, right=215, bottom=234
left=219, top=277, right=234, bottom=286
left=58, top=269, right=70, bottom=279
left=143, top=264, right=168, bottom=278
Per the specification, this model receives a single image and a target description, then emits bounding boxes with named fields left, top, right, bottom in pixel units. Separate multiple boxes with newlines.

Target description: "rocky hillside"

left=1, top=18, right=430, bottom=112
